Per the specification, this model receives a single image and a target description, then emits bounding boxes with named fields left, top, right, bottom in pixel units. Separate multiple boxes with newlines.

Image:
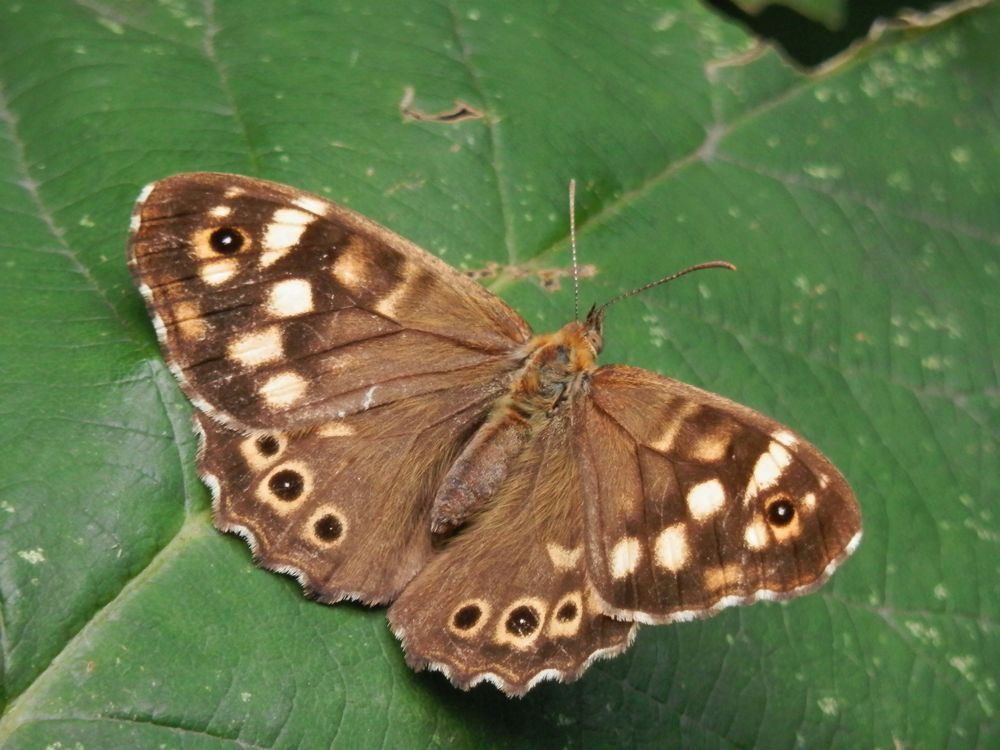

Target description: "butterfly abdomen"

left=429, top=321, right=599, bottom=534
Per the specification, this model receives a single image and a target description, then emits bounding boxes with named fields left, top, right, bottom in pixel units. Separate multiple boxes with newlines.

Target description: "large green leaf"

left=0, top=1, right=995, bottom=747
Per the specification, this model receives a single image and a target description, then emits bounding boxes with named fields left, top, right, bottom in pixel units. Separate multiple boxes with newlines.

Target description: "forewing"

left=128, top=172, right=531, bottom=430
left=577, top=365, right=862, bottom=623
left=199, top=366, right=507, bottom=604
left=388, top=411, right=636, bottom=695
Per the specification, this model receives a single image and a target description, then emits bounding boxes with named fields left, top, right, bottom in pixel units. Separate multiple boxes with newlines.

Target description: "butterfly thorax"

left=508, top=320, right=601, bottom=419
left=428, top=320, right=601, bottom=535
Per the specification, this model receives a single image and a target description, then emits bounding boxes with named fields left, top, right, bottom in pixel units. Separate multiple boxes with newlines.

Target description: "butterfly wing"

left=196, top=365, right=509, bottom=603
left=127, top=172, right=531, bottom=430
left=129, top=172, right=533, bottom=601
left=576, top=365, right=862, bottom=623
left=388, top=410, right=636, bottom=695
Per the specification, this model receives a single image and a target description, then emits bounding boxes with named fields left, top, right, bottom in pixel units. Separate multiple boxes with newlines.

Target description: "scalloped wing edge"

left=388, top=618, right=639, bottom=697
left=193, top=416, right=395, bottom=607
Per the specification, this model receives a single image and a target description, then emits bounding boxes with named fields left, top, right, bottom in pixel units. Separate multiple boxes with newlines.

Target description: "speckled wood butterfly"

left=127, top=173, right=861, bottom=695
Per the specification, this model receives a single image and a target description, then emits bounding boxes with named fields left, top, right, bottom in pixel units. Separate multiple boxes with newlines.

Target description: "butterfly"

left=127, top=172, right=862, bottom=696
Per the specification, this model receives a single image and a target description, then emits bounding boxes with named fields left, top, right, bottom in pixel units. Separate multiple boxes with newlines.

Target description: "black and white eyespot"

left=256, top=434, right=281, bottom=457
left=208, top=227, right=247, bottom=255
left=239, top=432, right=287, bottom=471
left=548, top=591, right=583, bottom=637
left=495, top=597, right=547, bottom=648
left=765, top=494, right=796, bottom=527
left=448, top=599, right=491, bottom=637
left=304, top=505, right=348, bottom=547
left=256, top=461, right=312, bottom=512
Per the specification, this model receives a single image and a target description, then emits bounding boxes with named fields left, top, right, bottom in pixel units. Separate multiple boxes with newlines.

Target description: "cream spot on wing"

left=260, top=208, right=313, bottom=266
left=548, top=592, right=583, bottom=637
left=495, top=597, right=547, bottom=649
left=745, top=441, right=793, bottom=503
left=210, top=205, right=232, bottom=218
left=373, top=258, right=411, bottom=317
left=704, top=564, right=744, bottom=592
left=744, top=520, right=769, bottom=550
left=129, top=212, right=141, bottom=232
left=654, top=524, right=689, bottom=571
left=686, top=478, right=726, bottom=520
left=802, top=492, right=817, bottom=509
left=304, top=504, right=347, bottom=547
left=293, top=195, right=329, bottom=215
left=687, top=432, right=732, bottom=462
left=318, top=421, right=355, bottom=437
left=772, top=430, right=798, bottom=447
left=224, top=186, right=245, bottom=198
left=266, top=279, right=313, bottom=317
left=200, top=258, right=238, bottom=285
left=448, top=599, right=491, bottom=638
left=331, top=243, right=370, bottom=290
left=173, top=301, right=207, bottom=340
left=649, top=403, right=698, bottom=452
left=546, top=543, right=582, bottom=571
left=584, top=581, right=608, bottom=615
left=229, top=326, right=283, bottom=368
left=609, top=537, right=642, bottom=579
left=259, top=371, right=307, bottom=407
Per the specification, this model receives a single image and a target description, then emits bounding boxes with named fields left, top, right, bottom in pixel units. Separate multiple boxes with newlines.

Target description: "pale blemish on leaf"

left=18, top=548, right=46, bottom=565
left=887, top=170, right=913, bottom=191
left=653, top=12, right=677, bottom=31
left=950, top=146, right=971, bottom=165
left=921, top=355, right=951, bottom=371
left=817, top=697, right=840, bottom=716
left=96, top=17, right=124, bottom=35
left=905, top=621, right=943, bottom=647
left=803, top=164, right=843, bottom=180
left=642, top=314, right=667, bottom=348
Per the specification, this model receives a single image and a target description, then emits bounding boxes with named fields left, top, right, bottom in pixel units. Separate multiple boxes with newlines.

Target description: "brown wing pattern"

left=389, top=410, right=635, bottom=695
left=577, top=365, right=861, bottom=623
left=198, top=364, right=508, bottom=604
left=128, top=173, right=531, bottom=430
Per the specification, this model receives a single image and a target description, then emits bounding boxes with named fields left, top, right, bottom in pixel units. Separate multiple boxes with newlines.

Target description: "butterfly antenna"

left=594, top=260, right=737, bottom=318
left=569, top=179, right=581, bottom=322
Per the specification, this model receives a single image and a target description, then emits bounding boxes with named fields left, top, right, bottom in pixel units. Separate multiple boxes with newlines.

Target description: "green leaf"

left=1, top=1, right=996, bottom=747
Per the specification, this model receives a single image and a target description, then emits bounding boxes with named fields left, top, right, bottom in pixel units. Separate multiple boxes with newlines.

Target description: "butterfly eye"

left=268, top=468, right=305, bottom=501
left=505, top=605, right=541, bottom=637
left=208, top=227, right=246, bottom=255
left=765, top=497, right=796, bottom=527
